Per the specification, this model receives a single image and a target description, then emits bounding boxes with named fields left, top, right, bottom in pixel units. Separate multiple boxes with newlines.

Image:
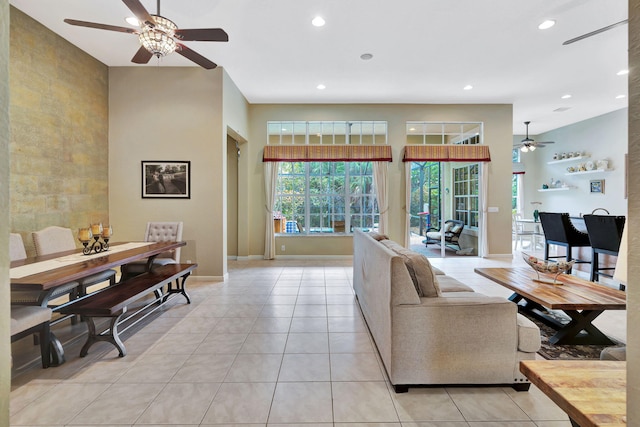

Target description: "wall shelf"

left=564, top=169, right=612, bottom=176
left=547, top=155, right=590, bottom=165
left=538, top=187, right=573, bottom=192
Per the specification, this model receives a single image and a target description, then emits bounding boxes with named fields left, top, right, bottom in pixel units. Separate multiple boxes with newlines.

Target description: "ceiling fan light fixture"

left=125, top=16, right=140, bottom=26
left=529, top=145, right=536, bottom=151
left=139, top=15, right=177, bottom=57
left=538, top=20, right=556, bottom=30
left=520, top=145, right=529, bottom=153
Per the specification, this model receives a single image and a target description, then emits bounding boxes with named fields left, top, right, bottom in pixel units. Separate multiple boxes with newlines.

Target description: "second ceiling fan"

left=64, top=0, right=228, bottom=69
left=517, top=121, right=555, bottom=153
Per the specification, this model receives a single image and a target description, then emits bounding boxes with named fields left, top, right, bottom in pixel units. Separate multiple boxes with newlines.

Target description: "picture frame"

left=589, top=179, right=604, bottom=194
left=141, top=161, right=191, bottom=199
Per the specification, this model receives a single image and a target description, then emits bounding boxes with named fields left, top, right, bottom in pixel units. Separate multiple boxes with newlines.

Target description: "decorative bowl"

left=522, top=253, right=575, bottom=285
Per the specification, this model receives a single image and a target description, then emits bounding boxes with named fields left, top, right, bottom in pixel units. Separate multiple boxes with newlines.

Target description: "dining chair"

left=10, top=232, right=81, bottom=327
left=538, top=212, right=591, bottom=266
left=583, top=214, right=625, bottom=283
left=120, top=221, right=183, bottom=280
left=32, top=226, right=117, bottom=296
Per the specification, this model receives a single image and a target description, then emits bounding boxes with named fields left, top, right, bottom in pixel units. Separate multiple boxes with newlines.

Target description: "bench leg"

left=80, top=315, right=127, bottom=358
left=163, top=273, right=192, bottom=304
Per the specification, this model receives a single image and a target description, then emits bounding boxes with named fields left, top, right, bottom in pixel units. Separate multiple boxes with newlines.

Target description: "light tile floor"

left=10, top=251, right=626, bottom=426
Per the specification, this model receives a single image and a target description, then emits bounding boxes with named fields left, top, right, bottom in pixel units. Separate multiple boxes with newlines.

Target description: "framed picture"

left=142, top=161, right=191, bottom=199
left=590, top=179, right=604, bottom=194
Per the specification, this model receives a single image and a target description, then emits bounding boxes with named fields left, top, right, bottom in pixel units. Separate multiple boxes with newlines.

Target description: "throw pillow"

left=368, top=231, right=389, bottom=241
left=379, top=240, right=441, bottom=297
left=450, top=224, right=462, bottom=234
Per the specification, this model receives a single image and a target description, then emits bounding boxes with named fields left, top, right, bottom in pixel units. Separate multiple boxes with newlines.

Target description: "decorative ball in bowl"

left=522, top=253, right=575, bottom=285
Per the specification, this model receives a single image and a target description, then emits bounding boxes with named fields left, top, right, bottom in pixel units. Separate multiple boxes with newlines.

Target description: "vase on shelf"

left=533, top=210, right=539, bottom=222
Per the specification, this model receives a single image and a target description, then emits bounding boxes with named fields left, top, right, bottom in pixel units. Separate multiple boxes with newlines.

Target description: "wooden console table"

left=520, top=360, right=626, bottom=427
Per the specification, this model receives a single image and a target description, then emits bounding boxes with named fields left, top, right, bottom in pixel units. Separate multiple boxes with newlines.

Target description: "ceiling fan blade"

left=176, top=43, right=217, bottom=69
left=536, top=141, right=555, bottom=145
left=64, top=19, right=138, bottom=34
left=563, top=19, right=628, bottom=45
left=122, top=0, right=156, bottom=27
left=174, top=28, right=229, bottom=42
left=131, top=46, right=153, bottom=64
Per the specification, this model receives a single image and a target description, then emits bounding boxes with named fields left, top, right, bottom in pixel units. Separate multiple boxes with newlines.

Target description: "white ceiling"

left=9, top=0, right=629, bottom=135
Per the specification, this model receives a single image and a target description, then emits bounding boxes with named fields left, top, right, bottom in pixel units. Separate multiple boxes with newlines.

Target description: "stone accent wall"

left=9, top=7, right=109, bottom=256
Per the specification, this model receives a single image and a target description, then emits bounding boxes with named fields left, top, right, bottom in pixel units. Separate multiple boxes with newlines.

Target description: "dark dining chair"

left=583, top=214, right=625, bottom=283
left=538, top=212, right=591, bottom=266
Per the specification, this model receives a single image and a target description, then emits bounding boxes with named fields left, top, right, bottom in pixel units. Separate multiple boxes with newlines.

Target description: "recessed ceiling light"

left=538, top=20, right=556, bottom=30
left=616, top=94, right=626, bottom=99
left=312, top=16, right=325, bottom=27
left=316, top=84, right=326, bottom=90
left=617, top=69, right=629, bottom=75
left=409, top=127, right=416, bottom=131
left=463, top=85, right=473, bottom=90
left=561, top=94, right=572, bottom=99
left=125, top=16, right=139, bottom=26
left=360, top=53, right=373, bottom=60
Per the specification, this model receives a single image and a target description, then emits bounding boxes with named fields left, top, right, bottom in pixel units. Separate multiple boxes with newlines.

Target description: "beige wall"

left=1, top=0, right=10, bottom=424
left=247, top=104, right=513, bottom=257
left=109, top=67, right=249, bottom=278
left=9, top=8, right=109, bottom=255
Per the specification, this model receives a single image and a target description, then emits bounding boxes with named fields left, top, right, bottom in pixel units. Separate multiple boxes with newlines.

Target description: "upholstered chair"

left=120, top=221, right=183, bottom=280
left=10, top=232, right=79, bottom=330
left=31, top=226, right=116, bottom=296
left=539, top=212, right=591, bottom=265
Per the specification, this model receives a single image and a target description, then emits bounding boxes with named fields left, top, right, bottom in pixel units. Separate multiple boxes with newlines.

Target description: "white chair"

left=120, top=222, right=183, bottom=280
left=512, top=214, right=537, bottom=251
left=32, top=226, right=116, bottom=296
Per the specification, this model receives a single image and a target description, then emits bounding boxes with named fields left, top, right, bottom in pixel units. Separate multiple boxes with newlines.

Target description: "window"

left=453, top=164, right=479, bottom=228
left=275, top=161, right=378, bottom=234
left=269, top=120, right=387, bottom=235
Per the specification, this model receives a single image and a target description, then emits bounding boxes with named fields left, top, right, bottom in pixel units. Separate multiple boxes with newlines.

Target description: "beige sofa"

left=353, top=229, right=541, bottom=393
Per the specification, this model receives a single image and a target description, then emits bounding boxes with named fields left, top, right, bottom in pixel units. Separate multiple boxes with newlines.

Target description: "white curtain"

left=263, top=162, right=279, bottom=259
left=373, top=161, right=389, bottom=235
left=403, top=161, right=412, bottom=247
left=481, top=162, right=490, bottom=257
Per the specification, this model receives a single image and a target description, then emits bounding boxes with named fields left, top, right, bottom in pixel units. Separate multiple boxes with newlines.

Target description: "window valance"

left=263, top=145, right=392, bottom=162
left=402, top=145, right=491, bottom=162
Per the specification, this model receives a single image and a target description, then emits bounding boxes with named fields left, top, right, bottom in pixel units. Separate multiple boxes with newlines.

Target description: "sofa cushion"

left=516, top=314, right=541, bottom=352
left=379, top=240, right=441, bottom=297
left=436, top=276, right=474, bottom=292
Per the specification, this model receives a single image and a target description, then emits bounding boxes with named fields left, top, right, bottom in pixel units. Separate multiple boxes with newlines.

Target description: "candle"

left=91, top=223, right=103, bottom=235
left=78, top=227, right=92, bottom=242
left=102, top=225, right=113, bottom=238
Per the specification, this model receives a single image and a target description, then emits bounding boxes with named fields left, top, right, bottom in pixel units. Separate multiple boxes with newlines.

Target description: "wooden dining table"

left=10, top=240, right=186, bottom=365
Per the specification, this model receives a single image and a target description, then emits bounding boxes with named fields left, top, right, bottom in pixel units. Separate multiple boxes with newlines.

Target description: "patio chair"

left=424, top=219, right=464, bottom=251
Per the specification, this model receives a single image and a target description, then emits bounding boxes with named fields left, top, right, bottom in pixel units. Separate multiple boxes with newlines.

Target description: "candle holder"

left=78, top=224, right=113, bottom=255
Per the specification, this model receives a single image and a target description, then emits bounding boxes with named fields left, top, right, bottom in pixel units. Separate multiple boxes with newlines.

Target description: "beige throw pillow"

left=379, top=240, right=441, bottom=297
left=368, top=231, right=389, bottom=241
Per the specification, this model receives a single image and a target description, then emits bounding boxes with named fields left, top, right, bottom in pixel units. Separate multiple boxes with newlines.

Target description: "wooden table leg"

left=549, top=310, right=615, bottom=345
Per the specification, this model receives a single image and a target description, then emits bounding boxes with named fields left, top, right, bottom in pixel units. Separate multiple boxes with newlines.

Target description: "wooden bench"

left=59, top=263, right=196, bottom=358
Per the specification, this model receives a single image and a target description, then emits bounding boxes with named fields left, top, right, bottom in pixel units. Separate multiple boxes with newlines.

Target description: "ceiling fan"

left=64, top=0, right=228, bottom=69
left=563, top=19, right=627, bottom=45
left=517, top=121, right=555, bottom=153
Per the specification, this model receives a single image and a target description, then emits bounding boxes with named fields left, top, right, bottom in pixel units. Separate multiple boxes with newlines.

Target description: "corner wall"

left=519, top=109, right=628, bottom=218
left=109, top=67, right=249, bottom=278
